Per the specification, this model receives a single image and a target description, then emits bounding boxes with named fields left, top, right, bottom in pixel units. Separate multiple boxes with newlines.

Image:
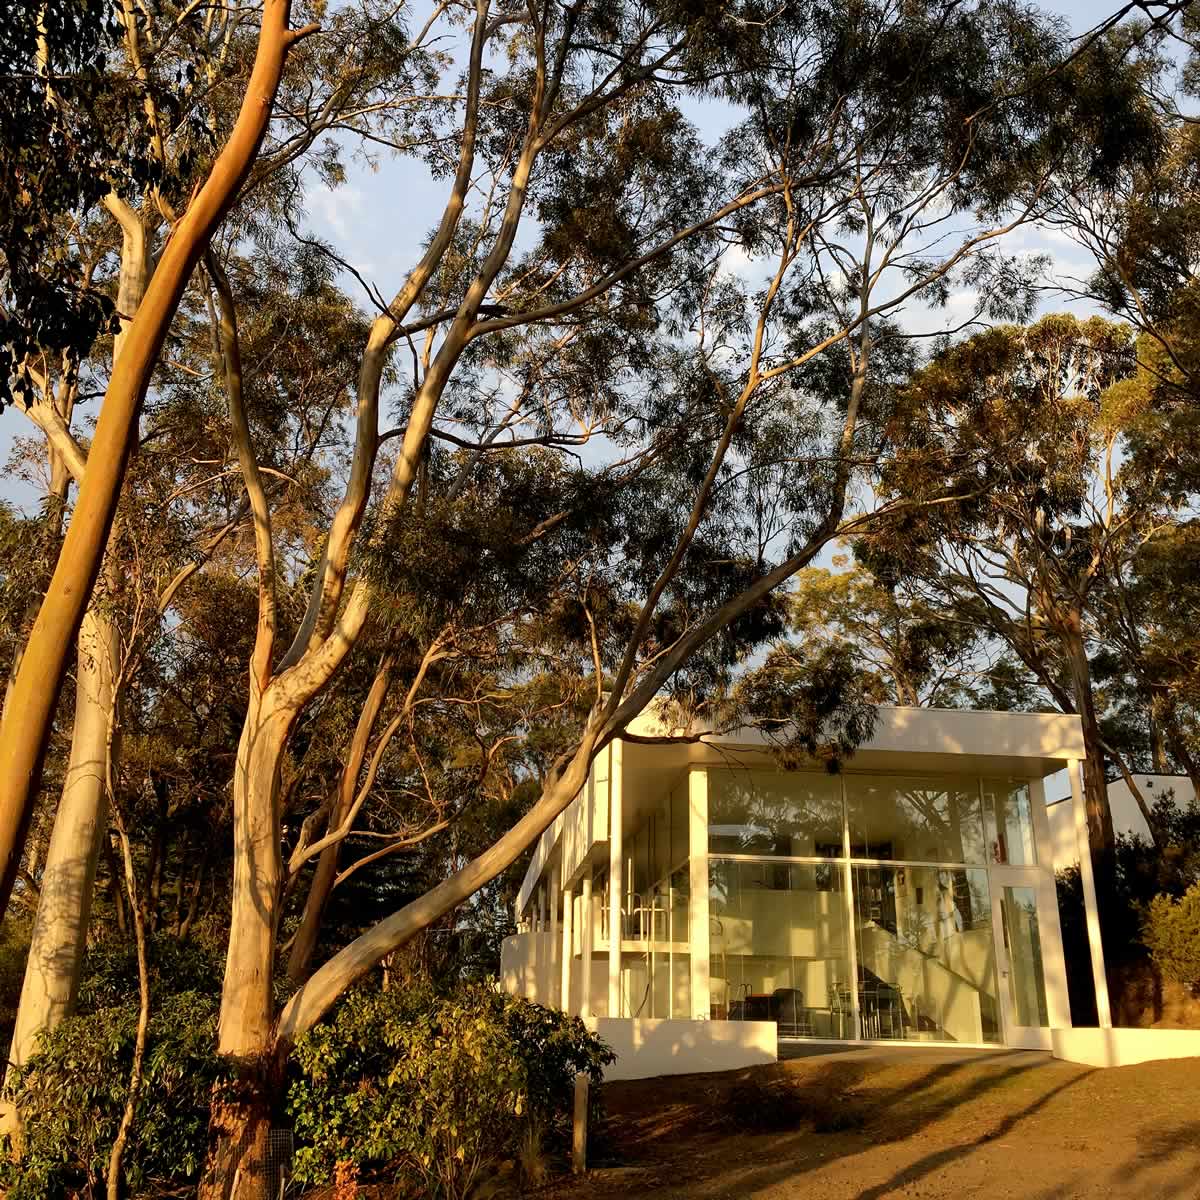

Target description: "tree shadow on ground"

left=588, top=1053, right=1090, bottom=1199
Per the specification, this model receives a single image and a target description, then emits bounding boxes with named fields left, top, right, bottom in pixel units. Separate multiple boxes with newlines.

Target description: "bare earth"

left=544, top=1047, right=1200, bottom=1200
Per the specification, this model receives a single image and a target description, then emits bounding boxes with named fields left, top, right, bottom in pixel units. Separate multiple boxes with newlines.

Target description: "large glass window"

left=983, top=780, right=1038, bottom=865
left=709, top=859, right=852, bottom=1036
left=1000, top=885, right=1049, bottom=1027
left=846, top=775, right=986, bottom=864
left=709, top=769, right=843, bottom=857
left=852, top=865, right=1001, bottom=1043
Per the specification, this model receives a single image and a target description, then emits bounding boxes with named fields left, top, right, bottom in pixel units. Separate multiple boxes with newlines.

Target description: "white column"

left=840, top=775, right=862, bottom=1041
left=561, top=883, right=574, bottom=1014
left=551, top=865, right=560, bottom=938
left=687, top=766, right=710, bottom=1020
left=608, top=741, right=624, bottom=1019
left=580, top=867, right=594, bottom=1019
left=538, top=884, right=547, bottom=933
left=1030, top=777, right=1071, bottom=1030
left=1069, top=757, right=1112, bottom=1027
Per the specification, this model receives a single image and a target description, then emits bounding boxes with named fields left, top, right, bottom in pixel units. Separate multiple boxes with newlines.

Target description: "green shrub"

left=1142, top=882, right=1200, bottom=992
left=0, top=990, right=226, bottom=1199
left=76, top=929, right=225, bottom=1009
left=287, top=983, right=613, bottom=1199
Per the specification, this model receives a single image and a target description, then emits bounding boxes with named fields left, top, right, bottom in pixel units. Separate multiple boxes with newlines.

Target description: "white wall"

left=1052, top=1026, right=1200, bottom=1068
left=500, top=931, right=559, bottom=1007
left=586, top=1017, right=777, bottom=1080
left=1047, top=774, right=1196, bottom=869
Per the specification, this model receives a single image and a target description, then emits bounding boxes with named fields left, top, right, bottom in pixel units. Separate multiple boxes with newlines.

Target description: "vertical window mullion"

left=841, top=774, right=862, bottom=1041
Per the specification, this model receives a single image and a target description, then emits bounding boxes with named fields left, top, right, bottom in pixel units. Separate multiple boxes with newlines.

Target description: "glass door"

left=990, top=868, right=1055, bottom=1049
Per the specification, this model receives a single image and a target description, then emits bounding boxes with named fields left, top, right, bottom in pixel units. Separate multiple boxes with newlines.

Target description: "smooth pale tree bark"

left=6, top=587, right=120, bottom=1075
left=286, top=652, right=395, bottom=983
left=1062, top=609, right=1117, bottom=857
left=6, top=205, right=150, bottom=1080
left=0, top=0, right=316, bottom=922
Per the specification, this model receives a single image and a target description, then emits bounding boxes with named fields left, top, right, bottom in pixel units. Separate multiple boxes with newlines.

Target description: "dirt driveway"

left=548, top=1047, right=1200, bottom=1199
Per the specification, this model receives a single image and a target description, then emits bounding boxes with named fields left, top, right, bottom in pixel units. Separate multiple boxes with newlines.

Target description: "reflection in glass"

left=708, top=769, right=844, bottom=857
left=1002, top=886, right=1049, bottom=1027
left=846, top=776, right=986, bottom=864
left=852, top=865, right=1001, bottom=1043
left=710, top=859, right=852, bottom=1037
left=984, top=780, right=1037, bottom=865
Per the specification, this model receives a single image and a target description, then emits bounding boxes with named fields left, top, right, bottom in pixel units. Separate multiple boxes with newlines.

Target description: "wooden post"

left=572, top=1072, right=589, bottom=1173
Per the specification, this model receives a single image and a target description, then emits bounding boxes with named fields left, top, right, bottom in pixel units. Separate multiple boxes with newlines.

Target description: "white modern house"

left=501, top=705, right=1134, bottom=1078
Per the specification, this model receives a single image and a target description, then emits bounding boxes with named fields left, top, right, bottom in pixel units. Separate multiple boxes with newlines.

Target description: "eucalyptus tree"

left=2, top=0, right=447, bottom=1084
left=861, top=313, right=1197, bottom=862
left=0, top=0, right=413, bottom=918
left=169, top=1, right=1156, bottom=1189
left=785, top=564, right=989, bottom=707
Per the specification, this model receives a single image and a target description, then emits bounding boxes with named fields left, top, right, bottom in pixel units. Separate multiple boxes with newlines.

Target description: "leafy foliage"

left=0, top=990, right=225, bottom=1198
left=1143, top=883, right=1200, bottom=993
left=0, top=0, right=156, bottom=408
left=287, top=983, right=613, bottom=1198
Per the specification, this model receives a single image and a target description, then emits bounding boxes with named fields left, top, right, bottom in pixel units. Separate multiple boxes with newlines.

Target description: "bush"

left=287, top=983, right=613, bottom=1199
left=1142, top=883, right=1200, bottom=993
left=0, top=990, right=226, bottom=1199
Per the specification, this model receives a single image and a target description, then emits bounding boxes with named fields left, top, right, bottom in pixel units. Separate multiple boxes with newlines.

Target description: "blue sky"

left=0, top=0, right=1137, bottom=510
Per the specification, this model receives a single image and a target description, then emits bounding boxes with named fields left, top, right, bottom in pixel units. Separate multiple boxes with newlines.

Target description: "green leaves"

left=287, top=983, right=612, bottom=1198
left=1, top=991, right=226, bottom=1198
left=1142, top=882, right=1200, bottom=992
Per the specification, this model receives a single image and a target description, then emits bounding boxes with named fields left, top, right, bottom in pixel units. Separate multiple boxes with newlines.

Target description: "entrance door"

left=990, top=868, right=1056, bottom=1050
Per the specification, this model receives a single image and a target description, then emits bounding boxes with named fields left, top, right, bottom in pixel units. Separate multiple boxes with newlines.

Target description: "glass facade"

left=574, top=764, right=1046, bottom=1039
left=705, top=767, right=1041, bottom=1044
left=1001, top=885, right=1049, bottom=1026
left=852, top=864, right=1000, bottom=1043
left=709, top=769, right=843, bottom=857
left=710, top=859, right=852, bottom=1037
left=845, top=774, right=986, bottom=863
left=607, top=776, right=692, bottom=1019
left=984, top=780, right=1038, bottom=865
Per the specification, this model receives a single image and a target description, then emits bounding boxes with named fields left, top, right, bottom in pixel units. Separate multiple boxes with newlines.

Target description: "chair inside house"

left=858, top=968, right=906, bottom=1039
left=770, top=987, right=813, bottom=1037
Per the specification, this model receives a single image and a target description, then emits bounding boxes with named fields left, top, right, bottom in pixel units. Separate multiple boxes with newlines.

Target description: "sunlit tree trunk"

left=5, top=213, right=149, bottom=1078
left=199, top=701, right=291, bottom=1200
left=286, top=654, right=394, bottom=984
left=1062, top=609, right=1115, bottom=859
left=6, top=588, right=120, bottom=1075
left=0, top=0, right=311, bottom=922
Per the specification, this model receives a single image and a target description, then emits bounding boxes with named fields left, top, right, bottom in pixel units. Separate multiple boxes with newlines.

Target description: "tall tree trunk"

left=1062, top=609, right=1115, bottom=858
left=5, top=216, right=149, bottom=1078
left=0, top=0, right=310, bottom=922
left=286, top=654, right=394, bottom=984
left=199, top=701, right=291, bottom=1200
left=5, top=592, right=119, bottom=1076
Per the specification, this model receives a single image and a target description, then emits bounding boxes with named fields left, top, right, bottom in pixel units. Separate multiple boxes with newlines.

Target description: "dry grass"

left=536, top=1050, right=1200, bottom=1199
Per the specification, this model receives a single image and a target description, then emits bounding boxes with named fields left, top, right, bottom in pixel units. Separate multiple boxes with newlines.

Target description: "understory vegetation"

left=3, top=932, right=607, bottom=1198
